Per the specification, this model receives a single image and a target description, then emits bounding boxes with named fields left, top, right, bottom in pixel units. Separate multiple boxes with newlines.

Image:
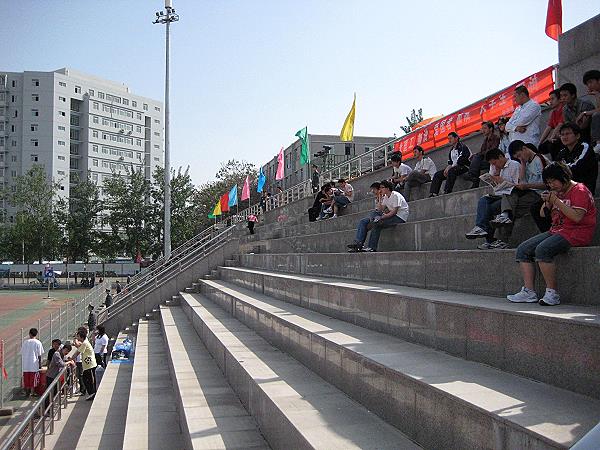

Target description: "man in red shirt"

left=508, top=162, right=596, bottom=306
left=538, top=89, right=564, bottom=160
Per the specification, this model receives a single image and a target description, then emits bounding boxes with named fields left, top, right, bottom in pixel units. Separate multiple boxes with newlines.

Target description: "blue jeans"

left=515, top=231, right=571, bottom=263
left=476, top=195, right=501, bottom=242
left=355, top=211, right=404, bottom=250
left=334, top=195, right=351, bottom=207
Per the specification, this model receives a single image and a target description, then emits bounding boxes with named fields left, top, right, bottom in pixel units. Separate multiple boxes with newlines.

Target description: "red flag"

left=2, top=367, right=7, bottom=380
left=241, top=175, right=250, bottom=201
left=220, top=193, right=230, bottom=213
left=545, top=0, right=562, bottom=41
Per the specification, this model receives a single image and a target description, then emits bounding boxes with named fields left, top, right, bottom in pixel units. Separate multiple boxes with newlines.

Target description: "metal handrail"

left=101, top=225, right=237, bottom=322
left=1, top=365, right=74, bottom=450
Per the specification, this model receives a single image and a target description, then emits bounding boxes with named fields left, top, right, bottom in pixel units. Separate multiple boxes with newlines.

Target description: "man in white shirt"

left=505, top=85, right=542, bottom=145
left=465, top=149, right=521, bottom=249
left=94, top=325, right=109, bottom=368
left=389, top=153, right=412, bottom=193
left=347, top=180, right=408, bottom=252
left=404, top=145, right=437, bottom=201
left=21, top=328, right=44, bottom=397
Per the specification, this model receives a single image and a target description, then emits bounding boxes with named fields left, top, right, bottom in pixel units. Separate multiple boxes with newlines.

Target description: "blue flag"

left=257, top=167, right=266, bottom=193
left=228, top=185, right=238, bottom=207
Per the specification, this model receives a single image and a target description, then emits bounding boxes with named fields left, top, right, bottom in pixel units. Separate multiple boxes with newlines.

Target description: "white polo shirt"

left=382, top=191, right=409, bottom=222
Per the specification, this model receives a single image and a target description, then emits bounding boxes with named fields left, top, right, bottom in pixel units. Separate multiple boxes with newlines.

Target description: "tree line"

left=0, top=159, right=258, bottom=264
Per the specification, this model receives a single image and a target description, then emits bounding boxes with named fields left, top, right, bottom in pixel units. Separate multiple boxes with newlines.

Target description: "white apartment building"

left=0, top=68, right=164, bottom=222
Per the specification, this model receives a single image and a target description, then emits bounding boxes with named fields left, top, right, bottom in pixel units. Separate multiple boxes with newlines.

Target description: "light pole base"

left=0, top=407, right=14, bottom=416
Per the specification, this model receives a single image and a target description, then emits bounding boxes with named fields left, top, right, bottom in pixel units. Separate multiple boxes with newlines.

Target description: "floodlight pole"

left=153, top=0, right=179, bottom=259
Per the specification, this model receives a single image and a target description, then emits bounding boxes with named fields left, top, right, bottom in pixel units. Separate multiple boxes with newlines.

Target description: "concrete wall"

left=558, top=13, right=600, bottom=97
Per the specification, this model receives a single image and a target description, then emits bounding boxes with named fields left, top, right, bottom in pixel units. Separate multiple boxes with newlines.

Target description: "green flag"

left=296, top=126, right=310, bottom=165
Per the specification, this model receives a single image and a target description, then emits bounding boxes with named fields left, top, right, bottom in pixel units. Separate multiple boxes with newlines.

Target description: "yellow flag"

left=340, top=93, right=356, bottom=142
left=212, top=200, right=221, bottom=217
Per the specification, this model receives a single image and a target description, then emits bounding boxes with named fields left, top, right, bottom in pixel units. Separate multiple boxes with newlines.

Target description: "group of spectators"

left=324, top=70, right=599, bottom=307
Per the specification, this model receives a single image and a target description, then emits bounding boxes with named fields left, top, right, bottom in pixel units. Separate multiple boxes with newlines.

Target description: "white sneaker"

left=465, top=226, right=488, bottom=239
left=507, top=287, right=538, bottom=303
left=539, top=289, right=560, bottom=306
left=323, top=207, right=333, bottom=214
left=593, top=142, right=600, bottom=155
left=331, top=214, right=338, bottom=218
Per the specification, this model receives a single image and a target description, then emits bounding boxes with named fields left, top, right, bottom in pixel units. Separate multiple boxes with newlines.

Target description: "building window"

left=11, top=80, right=16, bottom=88
left=110, top=148, right=118, bottom=155
left=58, top=140, right=66, bottom=146
left=59, top=96, right=66, bottom=102
left=32, top=109, right=39, bottom=117
left=13, top=110, right=18, bottom=118
left=58, top=81, right=67, bottom=87
left=92, top=131, right=98, bottom=138
left=58, top=155, right=66, bottom=161
left=102, top=147, right=108, bottom=154
left=143, top=103, right=148, bottom=111
left=153, top=131, right=160, bottom=136
left=11, top=95, right=16, bottom=102
left=154, top=119, right=160, bottom=124
left=30, top=124, right=38, bottom=132
left=31, top=154, right=39, bottom=162
left=102, top=161, right=108, bottom=168
left=93, top=159, right=99, bottom=167
left=92, top=173, right=98, bottom=181
left=132, top=100, right=137, bottom=107
left=59, top=111, right=66, bottom=117
left=11, top=170, right=17, bottom=177
left=154, top=156, right=159, bottom=161
left=153, top=144, right=159, bottom=149
left=97, top=92, right=104, bottom=99
left=11, top=140, right=17, bottom=147
left=93, top=116, right=99, bottom=124
left=93, top=102, right=99, bottom=110
left=123, top=98, right=129, bottom=106
left=11, top=155, right=17, bottom=162
left=92, top=144, right=98, bottom=152
left=32, top=79, right=40, bottom=87
left=32, top=94, right=40, bottom=102
left=11, top=125, right=15, bottom=132
left=89, top=89, right=95, bottom=96
left=136, top=126, right=142, bottom=133
left=137, top=152, right=142, bottom=160
left=154, top=106, right=160, bottom=112
left=58, top=170, right=65, bottom=175
left=75, top=86, right=81, bottom=94
left=136, top=113, right=142, bottom=120
left=58, top=125, right=66, bottom=131
left=31, top=139, right=39, bottom=147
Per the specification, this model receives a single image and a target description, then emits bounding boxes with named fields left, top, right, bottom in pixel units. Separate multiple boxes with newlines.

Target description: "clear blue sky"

left=4, top=1, right=599, bottom=185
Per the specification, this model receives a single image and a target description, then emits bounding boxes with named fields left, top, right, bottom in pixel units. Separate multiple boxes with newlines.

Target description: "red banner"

left=394, top=66, right=555, bottom=158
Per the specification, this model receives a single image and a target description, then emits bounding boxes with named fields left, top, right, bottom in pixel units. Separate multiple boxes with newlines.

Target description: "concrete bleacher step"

left=76, top=331, right=134, bottom=449
left=123, top=318, right=184, bottom=449
left=198, top=278, right=600, bottom=450
left=215, top=265, right=600, bottom=399
left=178, top=291, right=421, bottom=450
left=238, top=249, right=600, bottom=306
left=159, top=304, right=270, bottom=450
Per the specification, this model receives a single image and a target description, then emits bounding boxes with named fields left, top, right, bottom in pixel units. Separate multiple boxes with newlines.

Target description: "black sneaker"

left=347, top=243, right=361, bottom=250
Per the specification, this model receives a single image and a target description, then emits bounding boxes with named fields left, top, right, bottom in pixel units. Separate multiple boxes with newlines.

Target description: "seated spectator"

left=316, top=185, right=335, bottom=221
left=559, top=82, right=595, bottom=143
left=556, top=123, right=598, bottom=195
left=404, top=146, right=437, bottom=201
left=308, top=184, right=333, bottom=221
left=429, top=132, right=471, bottom=196
left=489, top=141, right=547, bottom=247
left=330, top=178, right=353, bottom=218
left=389, top=153, right=412, bottom=193
left=505, top=85, right=542, bottom=145
left=465, top=149, right=521, bottom=248
left=347, top=180, right=408, bottom=252
left=467, top=121, right=500, bottom=188
left=497, top=117, right=511, bottom=156
left=579, top=69, right=600, bottom=155
left=538, top=89, right=564, bottom=160
left=508, top=162, right=596, bottom=306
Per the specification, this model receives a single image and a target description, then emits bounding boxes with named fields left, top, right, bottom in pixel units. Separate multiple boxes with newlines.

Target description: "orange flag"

left=545, top=0, right=562, bottom=41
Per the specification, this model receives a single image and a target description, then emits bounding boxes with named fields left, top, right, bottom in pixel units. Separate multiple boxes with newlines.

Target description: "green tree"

left=102, top=168, right=152, bottom=259
left=4, top=166, right=65, bottom=263
left=400, top=108, right=423, bottom=134
left=64, top=176, right=102, bottom=262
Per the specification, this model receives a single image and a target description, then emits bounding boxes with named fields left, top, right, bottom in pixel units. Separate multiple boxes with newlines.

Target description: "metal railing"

left=1, top=365, right=74, bottom=450
left=0, top=280, right=108, bottom=408
left=101, top=224, right=238, bottom=323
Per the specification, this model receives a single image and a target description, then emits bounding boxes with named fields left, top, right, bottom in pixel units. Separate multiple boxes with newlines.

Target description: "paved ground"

left=0, top=289, right=88, bottom=342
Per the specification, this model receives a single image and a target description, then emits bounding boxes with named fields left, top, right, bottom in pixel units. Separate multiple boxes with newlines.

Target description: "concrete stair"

left=177, top=291, right=421, bottom=449
left=214, top=266, right=600, bottom=399
left=159, top=304, right=269, bottom=449
left=197, top=278, right=600, bottom=450
left=238, top=248, right=600, bottom=306
left=76, top=331, right=134, bottom=449
left=122, top=319, right=185, bottom=449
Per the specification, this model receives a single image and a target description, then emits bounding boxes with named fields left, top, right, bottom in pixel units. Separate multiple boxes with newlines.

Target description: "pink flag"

left=275, top=147, right=284, bottom=180
left=241, top=175, right=250, bottom=201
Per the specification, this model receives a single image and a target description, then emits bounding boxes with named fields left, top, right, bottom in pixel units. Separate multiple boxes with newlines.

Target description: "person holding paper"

left=465, top=149, right=520, bottom=249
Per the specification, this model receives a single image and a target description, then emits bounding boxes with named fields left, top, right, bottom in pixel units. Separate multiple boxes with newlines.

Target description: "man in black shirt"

left=557, top=123, right=598, bottom=194
left=87, top=304, right=96, bottom=332
left=430, top=132, right=471, bottom=196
